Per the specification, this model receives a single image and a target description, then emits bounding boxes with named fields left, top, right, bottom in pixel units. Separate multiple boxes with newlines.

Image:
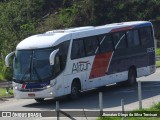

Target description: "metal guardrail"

left=0, top=81, right=12, bottom=88
left=156, top=56, right=160, bottom=61
left=0, top=81, right=12, bottom=95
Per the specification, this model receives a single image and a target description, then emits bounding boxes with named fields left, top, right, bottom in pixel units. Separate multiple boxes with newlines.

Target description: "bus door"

left=81, top=71, right=87, bottom=90
left=147, top=47, right=156, bottom=73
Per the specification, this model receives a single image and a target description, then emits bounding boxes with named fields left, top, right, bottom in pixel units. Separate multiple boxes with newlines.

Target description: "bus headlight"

left=46, top=85, right=51, bottom=89
left=44, top=80, right=56, bottom=89
left=14, top=86, right=18, bottom=90
left=14, top=85, right=21, bottom=90
left=50, top=79, right=57, bottom=86
left=43, top=85, right=51, bottom=89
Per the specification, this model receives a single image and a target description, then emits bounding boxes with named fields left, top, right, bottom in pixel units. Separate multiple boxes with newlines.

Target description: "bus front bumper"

left=13, top=86, right=56, bottom=99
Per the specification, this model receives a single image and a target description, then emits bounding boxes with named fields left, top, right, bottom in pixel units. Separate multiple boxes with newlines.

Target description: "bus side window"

left=113, top=32, right=127, bottom=49
left=139, top=27, right=153, bottom=46
left=61, top=41, right=70, bottom=67
left=84, top=36, right=99, bottom=56
left=71, top=39, right=85, bottom=59
left=126, top=30, right=140, bottom=47
left=54, top=41, right=70, bottom=75
left=99, top=34, right=113, bottom=53
left=54, top=56, right=61, bottom=75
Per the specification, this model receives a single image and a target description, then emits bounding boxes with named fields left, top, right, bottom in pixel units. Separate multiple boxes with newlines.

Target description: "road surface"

left=0, top=69, right=160, bottom=120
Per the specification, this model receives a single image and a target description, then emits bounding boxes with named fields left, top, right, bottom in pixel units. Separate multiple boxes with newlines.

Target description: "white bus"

left=5, top=21, right=156, bottom=102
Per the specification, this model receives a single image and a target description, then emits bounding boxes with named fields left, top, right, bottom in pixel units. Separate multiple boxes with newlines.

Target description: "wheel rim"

left=72, top=87, right=78, bottom=97
left=129, top=70, right=136, bottom=84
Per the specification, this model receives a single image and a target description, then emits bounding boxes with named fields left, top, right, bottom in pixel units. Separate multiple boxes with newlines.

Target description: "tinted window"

left=54, top=41, right=70, bottom=75
left=113, top=32, right=126, bottom=49
left=57, top=41, right=70, bottom=67
left=99, top=34, right=113, bottom=53
left=126, top=30, right=140, bottom=47
left=139, top=27, right=153, bottom=46
left=71, top=39, right=85, bottom=59
left=84, top=36, right=99, bottom=56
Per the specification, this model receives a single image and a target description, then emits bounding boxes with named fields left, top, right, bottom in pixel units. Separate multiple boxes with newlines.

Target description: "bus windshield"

left=13, top=48, right=54, bottom=83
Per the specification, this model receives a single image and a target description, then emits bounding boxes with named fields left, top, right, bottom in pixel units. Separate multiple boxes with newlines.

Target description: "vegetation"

left=156, top=61, right=160, bottom=68
left=0, top=0, right=160, bottom=81
left=0, top=88, right=13, bottom=98
left=98, top=102, right=160, bottom=120
left=156, top=48, right=160, bottom=56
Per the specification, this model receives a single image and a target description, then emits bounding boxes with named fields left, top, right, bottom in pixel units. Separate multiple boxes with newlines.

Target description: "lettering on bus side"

left=72, top=61, right=91, bottom=73
left=147, top=47, right=155, bottom=53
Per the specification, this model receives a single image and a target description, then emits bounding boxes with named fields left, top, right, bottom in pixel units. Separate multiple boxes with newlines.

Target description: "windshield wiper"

left=20, top=69, right=30, bottom=82
left=13, top=77, right=24, bottom=84
left=20, top=56, right=32, bottom=82
left=32, top=58, right=42, bottom=82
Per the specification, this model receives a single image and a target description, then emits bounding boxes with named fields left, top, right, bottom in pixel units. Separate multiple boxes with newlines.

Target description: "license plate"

left=28, top=93, right=35, bottom=97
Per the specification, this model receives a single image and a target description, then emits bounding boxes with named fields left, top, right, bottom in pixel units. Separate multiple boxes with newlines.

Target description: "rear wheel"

left=35, top=98, right=44, bottom=103
left=69, top=81, right=81, bottom=100
left=117, top=68, right=137, bottom=86
left=127, top=68, right=137, bottom=86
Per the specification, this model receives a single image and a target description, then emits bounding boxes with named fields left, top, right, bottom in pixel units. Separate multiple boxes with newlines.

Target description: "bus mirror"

left=49, top=49, right=59, bottom=65
left=5, top=51, right=15, bottom=67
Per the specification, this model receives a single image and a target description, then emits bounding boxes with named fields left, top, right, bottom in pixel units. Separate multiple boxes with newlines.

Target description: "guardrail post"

left=138, top=80, right=142, bottom=110
left=5, top=87, right=9, bottom=94
left=121, top=99, right=125, bottom=120
left=56, top=101, right=60, bottom=120
left=99, top=92, right=103, bottom=116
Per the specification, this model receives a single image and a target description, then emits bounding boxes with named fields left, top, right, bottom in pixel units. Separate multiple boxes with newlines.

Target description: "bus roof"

left=16, top=21, right=152, bottom=50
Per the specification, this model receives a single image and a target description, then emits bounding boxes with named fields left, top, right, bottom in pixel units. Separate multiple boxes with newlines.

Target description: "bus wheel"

left=128, top=69, right=136, bottom=86
left=70, top=81, right=80, bottom=100
left=35, top=98, right=44, bottom=103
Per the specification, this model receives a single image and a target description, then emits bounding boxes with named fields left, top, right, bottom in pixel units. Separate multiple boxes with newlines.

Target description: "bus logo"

left=72, top=61, right=91, bottom=73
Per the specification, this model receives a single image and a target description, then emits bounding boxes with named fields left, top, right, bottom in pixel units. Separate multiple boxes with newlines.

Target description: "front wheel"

left=35, top=98, right=44, bottom=103
left=69, top=81, right=80, bottom=100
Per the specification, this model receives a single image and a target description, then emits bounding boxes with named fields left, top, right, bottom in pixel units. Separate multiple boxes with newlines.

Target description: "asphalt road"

left=0, top=69, right=160, bottom=120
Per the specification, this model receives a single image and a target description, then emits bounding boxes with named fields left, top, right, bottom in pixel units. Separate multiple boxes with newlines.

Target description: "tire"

left=127, top=68, right=137, bottom=86
left=69, top=81, right=80, bottom=100
left=35, top=98, right=44, bottom=103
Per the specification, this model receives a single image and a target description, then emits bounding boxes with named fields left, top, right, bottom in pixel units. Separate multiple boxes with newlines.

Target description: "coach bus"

left=5, top=21, right=156, bottom=102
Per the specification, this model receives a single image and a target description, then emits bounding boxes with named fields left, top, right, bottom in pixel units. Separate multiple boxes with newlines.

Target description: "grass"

left=98, top=102, right=160, bottom=120
left=0, top=88, right=13, bottom=98
left=156, top=48, right=160, bottom=68
left=0, top=73, right=6, bottom=82
left=156, top=48, right=160, bottom=56
left=99, top=117, right=160, bottom=120
left=156, top=61, right=160, bottom=67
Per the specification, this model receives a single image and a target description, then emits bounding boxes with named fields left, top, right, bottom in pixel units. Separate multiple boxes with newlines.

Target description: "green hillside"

left=0, top=0, right=160, bottom=81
